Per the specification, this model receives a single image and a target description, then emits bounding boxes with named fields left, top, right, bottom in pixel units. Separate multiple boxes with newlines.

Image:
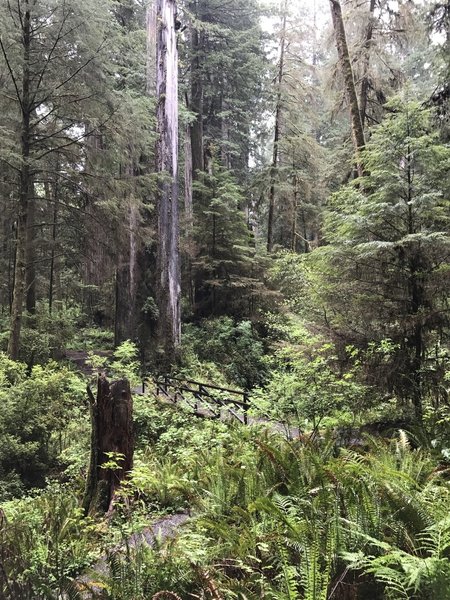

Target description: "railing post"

left=243, top=393, right=249, bottom=425
left=142, top=379, right=145, bottom=394
left=195, top=383, right=200, bottom=412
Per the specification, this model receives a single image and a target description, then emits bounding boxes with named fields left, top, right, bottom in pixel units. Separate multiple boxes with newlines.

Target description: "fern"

left=342, top=513, right=450, bottom=599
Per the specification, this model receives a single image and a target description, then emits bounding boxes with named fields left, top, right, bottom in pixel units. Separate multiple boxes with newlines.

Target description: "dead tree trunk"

left=154, top=0, right=181, bottom=360
left=83, top=376, right=134, bottom=515
left=329, top=0, right=365, bottom=175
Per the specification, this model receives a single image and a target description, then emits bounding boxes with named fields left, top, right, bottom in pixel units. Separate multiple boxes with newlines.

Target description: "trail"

left=77, top=512, right=190, bottom=596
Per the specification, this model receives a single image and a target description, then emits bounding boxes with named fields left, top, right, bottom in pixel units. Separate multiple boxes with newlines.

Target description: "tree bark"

left=291, top=170, right=298, bottom=252
left=184, top=117, right=195, bottom=308
left=25, top=180, right=36, bottom=315
left=83, top=376, right=134, bottom=515
left=406, top=146, right=423, bottom=422
left=267, top=0, right=287, bottom=253
left=359, top=0, right=376, bottom=128
left=184, top=120, right=194, bottom=231
left=329, top=0, right=365, bottom=174
left=189, top=3, right=204, bottom=177
left=155, top=0, right=181, bottom=360
left=8, top=2, right=32, bottom=359
left=114, top=168, right=140, bottom=345
left=46, top=176, right=60, bottom=314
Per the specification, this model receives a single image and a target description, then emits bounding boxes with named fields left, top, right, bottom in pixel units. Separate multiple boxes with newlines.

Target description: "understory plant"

left=0, top=484, right=102, bottom=600
left=250, top=318, right=370, bottom=432
left=0, top=353, right=86, bottom=499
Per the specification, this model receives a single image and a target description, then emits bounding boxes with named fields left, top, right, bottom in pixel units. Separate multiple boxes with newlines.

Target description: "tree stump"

left=83, top=375, right=134, bottom=515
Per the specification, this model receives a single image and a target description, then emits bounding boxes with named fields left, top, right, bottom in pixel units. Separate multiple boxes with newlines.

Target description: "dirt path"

left=65, top=350, right=112, bottom=376
left=78, top=512, right=190, bottom=596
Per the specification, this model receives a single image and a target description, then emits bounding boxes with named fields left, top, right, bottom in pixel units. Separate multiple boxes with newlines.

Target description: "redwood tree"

left=154, top=0, right=181, bottom=359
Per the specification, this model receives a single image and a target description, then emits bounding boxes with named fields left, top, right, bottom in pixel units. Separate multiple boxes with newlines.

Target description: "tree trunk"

left=329, top=0, right=365, bottom=174
left=406, top=146, right=423, bottom=422
left=267, top=0, right=287, bottom=253
left=114, top=169, right=140, bottom=345
left=25, top=180, right=36, bottom=315
left=146, top=2, right=157, bottom=93
left=83, top=376, right=134, bottom=515
left=184, top=116, right=195, bottom=309
left=155, top=0, right=181, bottom=360
left=184, top=120, right=194, bottom=231
left=190, top=4, right=204, bottom=177
left=46, top=176, right=60, bottom=314
left=291, top=170, right=298, bottom=252
left=359, top=0, right=376, bottom=127
left=8, top=3, right=32, bottom=360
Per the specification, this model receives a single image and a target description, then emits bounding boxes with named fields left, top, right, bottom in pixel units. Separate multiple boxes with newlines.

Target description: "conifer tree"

left=192, top=157, right=264, bottom=317
left=0, top=0, right=114, bottom=357
left=314, top=100, right=450, bottom=420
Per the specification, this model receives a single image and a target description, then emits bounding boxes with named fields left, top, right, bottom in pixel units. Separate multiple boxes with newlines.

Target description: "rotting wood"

left=83, top=375, right=134, bottom=515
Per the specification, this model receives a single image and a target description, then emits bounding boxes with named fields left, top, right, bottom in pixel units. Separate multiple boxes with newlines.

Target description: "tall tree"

left=0, top=0, right=112, bottom=358
left=313, top=100, right=450, bottom=421
left=329, top=0, right=365, bottom=174
left=267, top=0, right=288, bottom=254
left=154, top=0, right=181, bottom=358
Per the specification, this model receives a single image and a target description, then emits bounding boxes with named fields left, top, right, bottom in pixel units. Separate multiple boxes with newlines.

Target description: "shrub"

left=0, top=354, right=86, bottom=499
left=182, top=317, right=267, bottom=389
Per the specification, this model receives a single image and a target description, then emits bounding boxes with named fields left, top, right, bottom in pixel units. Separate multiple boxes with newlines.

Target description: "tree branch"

left=0, top=38, right=23, bottom=111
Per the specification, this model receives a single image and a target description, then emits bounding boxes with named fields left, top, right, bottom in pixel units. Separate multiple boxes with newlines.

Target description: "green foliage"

left=120, top=452, right=197, bottom=512
left=86, top=340, right=140, bottom=384
left=307, top=99, right=450, bottom=417
left=344, top=516, right=450, bottom=599
left=0, top=354, right=86, bottom=499
left=110, top=340, right=141, bottom=385
left=0, top=484, right=102, bottom=599
left=268, top=252, right=310, bottom=313
left=192, top=160, right=269, bottom=319
left=182, top=317, right=267, bottom=389
left=2, top=383, right=448, bottom=600
left=0, top=305, right=81, bottom=366
left=70, top=326, right=115, bottom=352
left=95, top=539, right=198, bottom=600
left=251, top=317, right=370, bottom=430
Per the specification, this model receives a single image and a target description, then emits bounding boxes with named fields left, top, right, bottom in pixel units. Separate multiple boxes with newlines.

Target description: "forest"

left=0, top=0, right=449, bottom=598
